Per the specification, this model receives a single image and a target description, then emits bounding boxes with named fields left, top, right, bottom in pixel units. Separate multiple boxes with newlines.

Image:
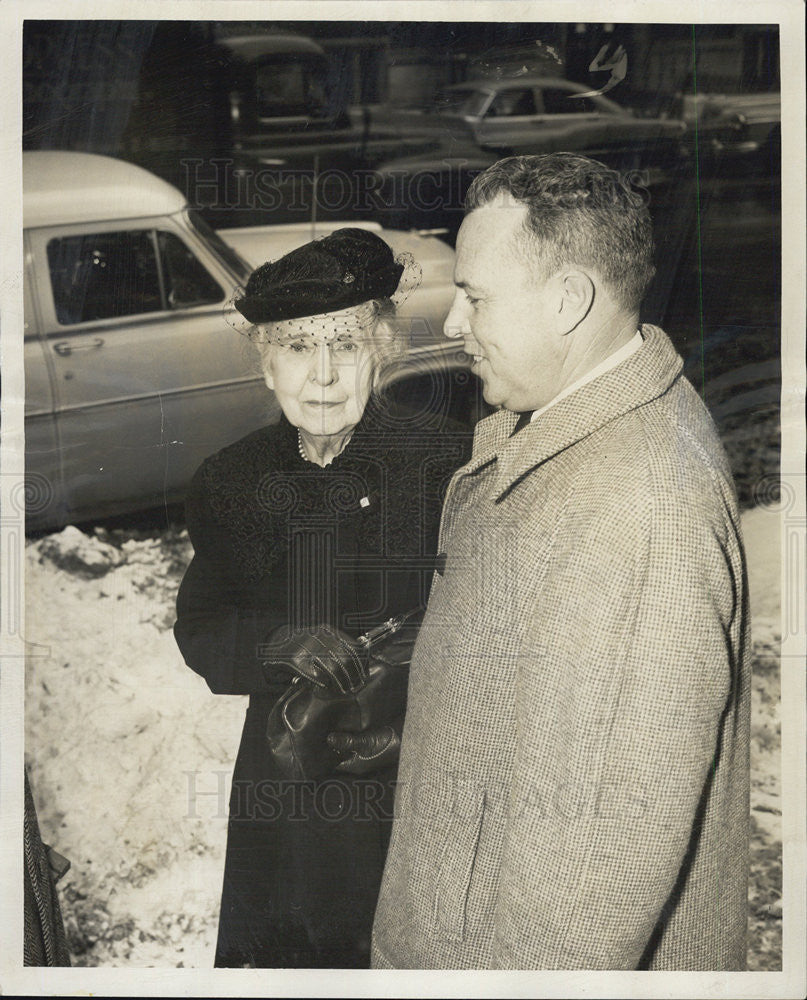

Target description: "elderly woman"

left=174, top=229, right=471, bottom=968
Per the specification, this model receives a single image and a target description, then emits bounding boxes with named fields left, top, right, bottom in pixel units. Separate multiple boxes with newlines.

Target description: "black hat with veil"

left=231, top=228, right=419, bottom=331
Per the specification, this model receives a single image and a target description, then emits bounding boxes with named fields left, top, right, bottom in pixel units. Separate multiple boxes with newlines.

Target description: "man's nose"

left=310, top=344, right=338, bottom=385
left=443, top=291, right=470, bottom=340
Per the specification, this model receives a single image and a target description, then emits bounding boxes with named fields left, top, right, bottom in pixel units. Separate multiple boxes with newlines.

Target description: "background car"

left=24, top=28, right=691, bottom=243
left=675, top=90, right=781, bottom=176
left=430, top=76, right=685, bottom=158
left=370, top=75, right=688, bottom=240
left=117, top=30, right=448, bottom=230
left=23, top=151, right=470, bottom=531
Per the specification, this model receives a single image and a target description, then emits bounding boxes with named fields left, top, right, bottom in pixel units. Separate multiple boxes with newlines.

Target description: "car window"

left=487, top=88, right=537, bottom=118
left=47, top=231, right=162, bottom=325
left=47, top=229, right=224, bottom=325
left=434, top=87, right=490, bottom=117
left=541, top=88, right=596, bottom=115
left=187, top=209, right=251, bottom=282
left=254, top=57, right=327, bottom=118
left=157, top=231, right=223, bottom=309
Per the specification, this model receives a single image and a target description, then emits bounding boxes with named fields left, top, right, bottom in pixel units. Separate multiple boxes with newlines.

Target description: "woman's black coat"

left=174, top=399, right=471, bottom=968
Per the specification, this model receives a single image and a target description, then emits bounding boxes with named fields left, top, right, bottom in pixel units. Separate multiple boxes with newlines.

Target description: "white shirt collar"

left=530, top=330, right=644, bottom=423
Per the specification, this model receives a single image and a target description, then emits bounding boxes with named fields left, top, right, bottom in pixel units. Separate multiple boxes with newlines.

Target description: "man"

left=371, top=154, right=750, bottom=970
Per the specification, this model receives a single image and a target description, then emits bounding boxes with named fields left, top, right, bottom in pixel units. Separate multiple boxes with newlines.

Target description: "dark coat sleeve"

left=174, top=466, right=291, bottom=697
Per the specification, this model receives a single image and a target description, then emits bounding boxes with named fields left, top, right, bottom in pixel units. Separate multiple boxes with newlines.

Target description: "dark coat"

left=24, top=769, right=71, bottom=967
left=174, top=399, right=471, bottom=968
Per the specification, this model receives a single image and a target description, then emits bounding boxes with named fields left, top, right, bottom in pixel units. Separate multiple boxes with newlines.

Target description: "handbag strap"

left=356, top=605, right=424, bottom=649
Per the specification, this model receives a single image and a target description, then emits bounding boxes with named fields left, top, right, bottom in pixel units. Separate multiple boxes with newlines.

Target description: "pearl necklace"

left=297, top=430, right=309, bottom=463
left=297, top=429, right=353, bottom=466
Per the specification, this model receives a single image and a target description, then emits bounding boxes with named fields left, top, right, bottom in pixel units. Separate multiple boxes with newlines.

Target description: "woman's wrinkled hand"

left=260, top=625, right=367, bottom=694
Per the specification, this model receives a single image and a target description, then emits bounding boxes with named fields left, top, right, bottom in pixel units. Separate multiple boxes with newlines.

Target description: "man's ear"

left=557, top=269, right=595, bottom=334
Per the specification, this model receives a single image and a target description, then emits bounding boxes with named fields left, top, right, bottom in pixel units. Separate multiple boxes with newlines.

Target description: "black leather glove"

left=260, top=625, right=367, bottom=694
left=327, top=724, right=402, bottom=775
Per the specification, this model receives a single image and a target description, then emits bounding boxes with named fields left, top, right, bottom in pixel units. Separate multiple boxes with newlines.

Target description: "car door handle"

left=53, top=337, right=104, bottom=356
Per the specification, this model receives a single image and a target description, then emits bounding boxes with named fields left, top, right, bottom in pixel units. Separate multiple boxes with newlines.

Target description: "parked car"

left=371, top=76, right=689, bottom=240
left=24, top=28, right=691, bottom=242
left=23, top=151, right=470, bottom=531
left=675, top=91, right=780, bottom=176
left=117, top=29, right=460, bottom=230
left=428, top=77, right=686, bottom=155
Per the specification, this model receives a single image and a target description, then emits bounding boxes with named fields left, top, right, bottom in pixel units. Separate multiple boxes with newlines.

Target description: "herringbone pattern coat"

left=372, top=326, right=751, bottom=970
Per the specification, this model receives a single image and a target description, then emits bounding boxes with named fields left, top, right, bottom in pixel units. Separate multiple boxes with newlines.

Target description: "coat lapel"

left=446, top=326, right=684, bottom=504
left=490, top=325, right=683, bottom=499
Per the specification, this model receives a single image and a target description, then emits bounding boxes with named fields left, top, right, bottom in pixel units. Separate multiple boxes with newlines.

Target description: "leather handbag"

left=265, top=612, right=418, bottom=781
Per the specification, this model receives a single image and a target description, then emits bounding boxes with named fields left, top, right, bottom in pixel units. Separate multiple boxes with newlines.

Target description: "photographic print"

left=1, top=1, right=804, bottom=996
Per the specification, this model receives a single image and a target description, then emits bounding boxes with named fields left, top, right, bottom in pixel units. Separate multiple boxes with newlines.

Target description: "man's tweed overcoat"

left=372, top=325, right=751, bottom=970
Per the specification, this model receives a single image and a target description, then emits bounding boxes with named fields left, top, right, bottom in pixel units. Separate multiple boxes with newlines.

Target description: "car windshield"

left=254, top=56, right=328, bottom=118
left=433, top=87, right=490, bottom=117
left=187, top=210, right=251, bottom=282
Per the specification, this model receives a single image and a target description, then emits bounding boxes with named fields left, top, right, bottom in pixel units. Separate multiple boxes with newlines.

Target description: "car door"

left=526, top=85, right=613, bottom=155
left=472, top=85, right=543, bottom=149
left=22, top=241, right=63, bottom=529
left=26, top=213, right=274, bottom=525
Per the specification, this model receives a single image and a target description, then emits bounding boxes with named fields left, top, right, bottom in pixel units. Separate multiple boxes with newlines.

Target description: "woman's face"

left=261, top=306, right=380, bottom=439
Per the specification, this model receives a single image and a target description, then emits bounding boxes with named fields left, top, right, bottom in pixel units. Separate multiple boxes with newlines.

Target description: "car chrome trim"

left=50, top=374, right=266, bottom=416
left=40, top=303, right=235, bottom=339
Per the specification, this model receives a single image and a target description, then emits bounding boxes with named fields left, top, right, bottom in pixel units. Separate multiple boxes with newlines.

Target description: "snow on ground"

left=741, top=503, right=783, bottom=968
left=25, top=526, right=245, bottom=966
left=24, top=508, right=783, bottom=968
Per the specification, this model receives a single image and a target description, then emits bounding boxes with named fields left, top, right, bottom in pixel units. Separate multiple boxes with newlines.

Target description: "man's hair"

left=465, top=154, right=656, bottom=311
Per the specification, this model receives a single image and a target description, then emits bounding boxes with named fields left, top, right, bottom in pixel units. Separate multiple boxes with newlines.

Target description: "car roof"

left=23, top=151, right=187, bottom=229
left=444, top=76, right=625, bottom=113
left=217, top=33, right=325, bottom=61
left=447, top=76, right=594, bottom=93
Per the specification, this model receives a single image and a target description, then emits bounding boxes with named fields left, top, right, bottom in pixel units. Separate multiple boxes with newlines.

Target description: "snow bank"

left=25, top=526, right=245, bottom=966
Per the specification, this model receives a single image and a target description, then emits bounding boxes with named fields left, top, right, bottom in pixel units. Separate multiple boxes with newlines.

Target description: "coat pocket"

left=430, top=786, right=486, bottom=944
